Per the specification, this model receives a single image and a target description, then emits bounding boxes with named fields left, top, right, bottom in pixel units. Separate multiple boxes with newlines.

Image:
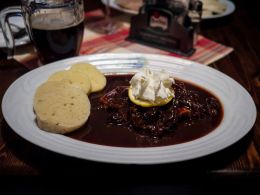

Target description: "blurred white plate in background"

left=0, top=14, right=30, bottom=48
left=102, top=0, right=235, bottom=20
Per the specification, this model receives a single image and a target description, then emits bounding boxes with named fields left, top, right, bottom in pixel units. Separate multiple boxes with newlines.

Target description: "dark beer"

left=31, top=13, right=84, bottom=64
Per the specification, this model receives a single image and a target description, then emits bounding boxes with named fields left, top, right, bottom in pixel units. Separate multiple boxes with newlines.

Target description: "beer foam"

left=31, top=11, right=84, bottom=30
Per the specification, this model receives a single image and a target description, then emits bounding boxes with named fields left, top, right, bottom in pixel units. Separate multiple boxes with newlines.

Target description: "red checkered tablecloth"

left=80, top=28, right=233, bottom=65
left=17, top=10, right=233, bottom=69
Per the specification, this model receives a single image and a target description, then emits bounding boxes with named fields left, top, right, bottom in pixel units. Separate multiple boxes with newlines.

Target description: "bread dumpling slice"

left=70, top=63, right=106, bottom=93
left=34, top=81, right=91, bottom=134
left=48, top=70, right=91, bottom=94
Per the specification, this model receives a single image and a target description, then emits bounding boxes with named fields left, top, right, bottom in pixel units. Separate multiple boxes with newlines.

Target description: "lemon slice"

left=128, top=87, right=173, bottom=107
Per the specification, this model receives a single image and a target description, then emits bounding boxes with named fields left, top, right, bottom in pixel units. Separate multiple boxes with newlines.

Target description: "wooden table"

left=0, top=0, right=259, bottom=193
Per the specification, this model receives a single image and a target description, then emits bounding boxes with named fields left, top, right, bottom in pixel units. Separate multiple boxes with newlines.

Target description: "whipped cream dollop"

left=129, top=69, right=175, bottom=102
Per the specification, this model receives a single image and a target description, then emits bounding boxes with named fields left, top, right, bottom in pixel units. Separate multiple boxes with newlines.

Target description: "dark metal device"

left=128, top=0, right=202, bottom=56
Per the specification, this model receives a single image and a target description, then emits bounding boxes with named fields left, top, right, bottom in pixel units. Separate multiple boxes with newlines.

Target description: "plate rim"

left=1, top=53, right=256, bottom=164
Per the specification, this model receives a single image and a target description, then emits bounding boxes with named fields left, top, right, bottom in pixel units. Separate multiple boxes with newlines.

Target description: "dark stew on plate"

left=67, top=74, right=223, bottom=147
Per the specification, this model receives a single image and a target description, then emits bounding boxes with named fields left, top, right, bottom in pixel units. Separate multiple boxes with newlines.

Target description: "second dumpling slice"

left=48, top=70, right=92, bottom=94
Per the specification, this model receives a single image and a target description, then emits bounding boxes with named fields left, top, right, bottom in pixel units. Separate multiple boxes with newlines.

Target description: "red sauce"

left=67, top=74, right=223, bottom=147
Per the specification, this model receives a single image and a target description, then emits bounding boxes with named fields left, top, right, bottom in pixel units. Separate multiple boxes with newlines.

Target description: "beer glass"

left=0, top=0, right=85, bottom=64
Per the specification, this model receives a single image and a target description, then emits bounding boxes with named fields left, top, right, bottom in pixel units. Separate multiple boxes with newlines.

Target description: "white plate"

left=102, top=0, right=235, bottom=20
left=1, top=53, right=256, bottom=164
left=0, top=14, right=30, bottom=48
left=102, top=0, right=139, bottom=15
left=202, top=0, right=235, bottom=19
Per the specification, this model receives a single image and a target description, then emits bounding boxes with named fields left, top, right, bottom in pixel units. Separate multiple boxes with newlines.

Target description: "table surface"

left=0, top=0, right=260, bottom=192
